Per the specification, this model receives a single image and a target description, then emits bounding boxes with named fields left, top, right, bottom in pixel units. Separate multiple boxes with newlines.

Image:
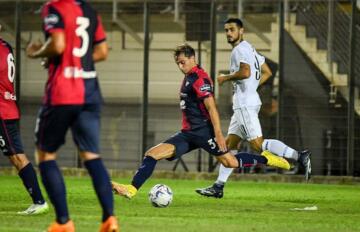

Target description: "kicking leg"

left=112, top=143, right=176, bottom=199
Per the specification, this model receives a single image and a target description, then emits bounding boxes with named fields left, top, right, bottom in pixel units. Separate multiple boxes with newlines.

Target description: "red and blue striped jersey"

left=180, top=65, right=214, bottom=131
left=41, top=0, right=106, bottom=105
left=0, top=38, right=19, bottom=120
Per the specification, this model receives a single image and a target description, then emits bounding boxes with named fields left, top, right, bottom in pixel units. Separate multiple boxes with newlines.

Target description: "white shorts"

left=227, top=106, right=262, bottom=141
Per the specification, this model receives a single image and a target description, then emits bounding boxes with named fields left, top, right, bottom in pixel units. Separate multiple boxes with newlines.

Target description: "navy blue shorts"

left=164, top=126, right=227, bottom=161
left=0, top=119, right=24, bottom=156
left=35, top=104, right=101, bottom=154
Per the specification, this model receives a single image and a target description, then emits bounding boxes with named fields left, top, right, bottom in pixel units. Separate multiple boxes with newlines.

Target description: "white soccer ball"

left=148, top=184, right=173, bottom=208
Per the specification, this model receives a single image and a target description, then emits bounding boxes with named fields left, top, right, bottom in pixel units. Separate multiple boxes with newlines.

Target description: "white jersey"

left=229, top=40, right=265, bottom=109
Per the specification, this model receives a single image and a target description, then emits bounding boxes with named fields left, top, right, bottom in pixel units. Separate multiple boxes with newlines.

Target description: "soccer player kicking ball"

left=0, top=24, right=49, bottom=215
left=26, top=0, right=118, bottom=231
left=196, top=18, right=311, bottom=199
left=112, top=44, right=291, bottom=199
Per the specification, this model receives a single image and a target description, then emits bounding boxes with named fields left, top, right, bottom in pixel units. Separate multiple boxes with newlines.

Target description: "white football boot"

left=17, top=202, right=49, bottom=215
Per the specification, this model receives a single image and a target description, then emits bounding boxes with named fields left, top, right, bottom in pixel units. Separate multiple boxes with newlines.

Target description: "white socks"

left=215, top=141, right=299, bottom=186
left=262, top=139, right=299, bottom=160
left=215, top=150, right=236, bottom=184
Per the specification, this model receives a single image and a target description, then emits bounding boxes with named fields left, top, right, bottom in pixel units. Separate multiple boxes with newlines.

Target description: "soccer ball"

left=148, top=184, right=173, bottom=208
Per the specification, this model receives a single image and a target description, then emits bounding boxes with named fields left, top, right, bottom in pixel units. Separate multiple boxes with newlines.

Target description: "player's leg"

left=36, top=105, right=76, bottom=231
left=195, top=134, right=241, bottom=198
left=10, top=154, right=49, bottom=215
left=217, top=151, right=290, bottom=171
left=236, top=106, right=292, bottom=171
left=249, top=136, right=290, bottom=168
left=38, top=150, right=74, bottom=232
left=248, top=105, right=311, bottom=179
left=80, top=151, right=118, bottom=232
left=112, top=143, right=176, bottom=199
left=261, top=139, right=311, bottom=180
left=235, top=106, right=297, bottom=159
left=217, top=134, right=241, bottom=184
left=113, top=132, right=191, bottom=199
left=194, top=126, right=268, bottom=198
left=261, top=138, right=297, bottom=159
left=71, top=104, right=118, bottom=231
left=0, top=119, right=48, bottom=215
left=196, top=110, right=252, bottom=197
left=196, top=126, right=290, bottom=198
left=212, top=114, right=244, bottom=186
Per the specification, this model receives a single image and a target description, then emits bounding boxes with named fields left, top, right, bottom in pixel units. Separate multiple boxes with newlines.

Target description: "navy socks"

left=131, top=156, right=157, bottom=189
left=84, top=158, right=114, bottom=222
left=39, top=160, right=69, bottom=224
left=235, top=152, right=267, bottom=168
left=18, top=163, right=45, bottom=205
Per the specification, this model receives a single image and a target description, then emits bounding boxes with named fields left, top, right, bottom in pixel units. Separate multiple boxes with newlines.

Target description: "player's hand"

left=26, top=41, right=43, bottom=58
left=217, top=75, right=227, bottom=86
left=215, top=132, right=227, bottom=152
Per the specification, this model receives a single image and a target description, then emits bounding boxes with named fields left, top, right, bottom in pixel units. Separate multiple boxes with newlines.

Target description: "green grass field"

left=0, top=175, right=359, bottom=232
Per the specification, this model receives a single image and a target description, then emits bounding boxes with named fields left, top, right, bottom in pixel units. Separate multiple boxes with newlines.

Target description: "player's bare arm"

left=259, top=62, right=272, bottom=86
left=93, top=41, right=108, bottom=63
left=26, top=31, right=65, bottom=59
left=204, top=96, right=227, bottom=152
left=217, top=62, right=250, bottom=86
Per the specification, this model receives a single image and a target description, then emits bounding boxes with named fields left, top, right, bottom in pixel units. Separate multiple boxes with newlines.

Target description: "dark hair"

left=173, top=43, right=195, bottom=59
left=225, top=18, right=243, bottom=28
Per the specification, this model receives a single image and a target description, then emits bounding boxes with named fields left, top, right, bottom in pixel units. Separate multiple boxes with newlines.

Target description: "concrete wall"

left=12, top=31, right=276, bottom=104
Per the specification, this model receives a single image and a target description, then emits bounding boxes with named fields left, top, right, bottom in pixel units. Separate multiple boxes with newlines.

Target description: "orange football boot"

left=47, top=220, right=75, bottom=232
left=99, top=216, right=119, bottom=232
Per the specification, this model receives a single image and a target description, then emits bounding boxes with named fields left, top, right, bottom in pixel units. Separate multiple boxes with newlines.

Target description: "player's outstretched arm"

left=204, top=96, right=227, bottom=152
left=26, top=32, right=65, bottom=59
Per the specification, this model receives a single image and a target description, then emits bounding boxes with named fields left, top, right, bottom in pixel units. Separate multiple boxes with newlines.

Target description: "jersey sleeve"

left=94, top=15, right=106, bottom=45
left=42, top=4, right=64, bottom=35
left=234, top=46, right=251, bottom=65
left=193, top=77, right=214, bottom=99
left=258, top=53, right=265, bottom=66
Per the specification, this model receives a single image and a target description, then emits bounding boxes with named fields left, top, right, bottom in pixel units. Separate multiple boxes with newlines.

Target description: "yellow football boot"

left=261, top=150, right=291, bottom=170
left=112, top=181, right=137, bottom=199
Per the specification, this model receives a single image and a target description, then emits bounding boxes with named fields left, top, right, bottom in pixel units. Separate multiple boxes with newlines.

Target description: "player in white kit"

left=196, top=18, right=311, bottom=198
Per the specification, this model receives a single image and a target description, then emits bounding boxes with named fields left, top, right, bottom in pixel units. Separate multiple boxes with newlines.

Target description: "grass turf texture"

left=0, top=175, right=359, bottom=232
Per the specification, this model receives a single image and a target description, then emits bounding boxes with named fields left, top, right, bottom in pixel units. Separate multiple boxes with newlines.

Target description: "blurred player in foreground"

left=26, top=0, right=118, bottom=231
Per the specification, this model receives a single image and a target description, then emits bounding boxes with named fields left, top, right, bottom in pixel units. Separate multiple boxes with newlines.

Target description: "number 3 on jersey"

left=207, top=138, right=217, bottom=150
left=73, top=17, right=89, bottom=58
left=7, top=53, right=15, bottom=83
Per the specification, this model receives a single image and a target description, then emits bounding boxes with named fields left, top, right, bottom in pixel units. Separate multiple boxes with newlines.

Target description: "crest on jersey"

left=200, top=84, right=211, bottom=92
left=44, top=14, right=59, bottom=28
